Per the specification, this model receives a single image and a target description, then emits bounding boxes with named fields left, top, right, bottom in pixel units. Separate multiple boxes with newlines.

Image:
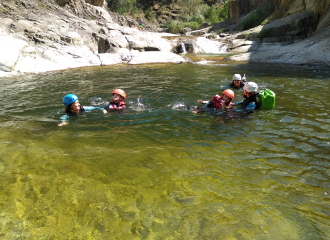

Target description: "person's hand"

left=198, top=100, right=203, bottom=103
left=58, top=121, right=68, bottom=127
left=103, top=109, right=107, bottom=114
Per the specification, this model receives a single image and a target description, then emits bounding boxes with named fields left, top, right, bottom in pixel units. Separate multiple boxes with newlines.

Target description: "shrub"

left=259, top=28, right=271, bottom=38
left=236, top=3, right=274, bottom=31
left=218, top=0, right=230, bottom=21
left=145, top=7, right=155, bottom=20
left=190, top=14, right=205, bottom=24
left=237, top=11, right=261, bottom=30
left=185, top=21, right=200, bottom=30
left=205, top=5, right=219, bottom=25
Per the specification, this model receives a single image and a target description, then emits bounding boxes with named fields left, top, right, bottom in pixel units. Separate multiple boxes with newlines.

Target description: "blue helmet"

left=63, top=94, right=79, bottom=107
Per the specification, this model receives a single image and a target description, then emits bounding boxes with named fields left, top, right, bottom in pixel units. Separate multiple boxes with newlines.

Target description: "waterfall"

left=219, top=43, right=228, bottom=53
left=179, top=42, right=187, bottom=54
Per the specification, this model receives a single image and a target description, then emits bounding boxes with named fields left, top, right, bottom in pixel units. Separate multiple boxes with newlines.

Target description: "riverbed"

left=0, top=62, right=329, bottom=239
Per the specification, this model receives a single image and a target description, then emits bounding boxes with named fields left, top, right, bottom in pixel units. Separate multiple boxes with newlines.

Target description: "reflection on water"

left=0, top=63, right=330, bottom=239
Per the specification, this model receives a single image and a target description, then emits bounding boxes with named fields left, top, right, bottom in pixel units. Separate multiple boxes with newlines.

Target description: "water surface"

left=0, top=62, right=330, bottom=239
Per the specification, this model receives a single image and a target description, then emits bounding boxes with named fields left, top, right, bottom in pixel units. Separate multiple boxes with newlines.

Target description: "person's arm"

left=232, top=101, right=256, bottom=113
left=244, top=102, right=256, bottom=112
left=58, top=114, right=69, bottom=126
left=198, top=100, right=209, bottom=104
left=232, top=100, right=243, bottom=106
left=84, top=106, right=107, bottom=113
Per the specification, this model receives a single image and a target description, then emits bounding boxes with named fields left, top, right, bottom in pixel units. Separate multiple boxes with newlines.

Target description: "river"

left=0, top=62, right=329, bottom=239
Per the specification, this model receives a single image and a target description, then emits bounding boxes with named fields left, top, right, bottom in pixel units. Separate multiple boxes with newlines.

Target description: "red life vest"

left=207, top=95, right=234, bottom=109
left=107, top=100, right=126, bottom=110
left=210, top=94, right=225, bottom=108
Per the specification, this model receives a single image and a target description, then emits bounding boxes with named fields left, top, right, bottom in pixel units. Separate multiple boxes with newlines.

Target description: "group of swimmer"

left=197, top=73, right=261, bottom=113
left=58, top=74, right=263, bottom=126
left=58, top=89, right=126, bottom=126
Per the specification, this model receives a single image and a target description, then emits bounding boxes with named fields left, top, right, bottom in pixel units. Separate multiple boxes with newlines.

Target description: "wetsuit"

left=60, top=106, right=104, bottom=122
left=234, top=93, right=260, bottom=113
left=106, top=100, right=126, bottom=110
left=222, top=81, right=245, bottom=90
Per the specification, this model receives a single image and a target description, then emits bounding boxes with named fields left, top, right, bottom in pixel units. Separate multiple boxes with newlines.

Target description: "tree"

left=107, top=0, right=137, bottom=14
left=177, top=0, right=203, bottom=16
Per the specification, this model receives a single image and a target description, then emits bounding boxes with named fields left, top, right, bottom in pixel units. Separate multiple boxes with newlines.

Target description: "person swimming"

left=222, top=74, right=247, bottom=90
left=105, top=89, right=126, bottom=110
left=58, top=94, right=107, bottom=126
left=197, top=89, right=235, bottom=110
left=233, top=82, right=260, bottom=113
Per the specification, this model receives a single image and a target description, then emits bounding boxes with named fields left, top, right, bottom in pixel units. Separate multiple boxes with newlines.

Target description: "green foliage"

left=237, top=11, right=261, bottom=30
left=236, top=3, right=274, bottom=31
left=204, top=0, right=229, bottom=25
left=217, top=28, right=227, bottom=34
left=258, top=27, right=271, bottom=38
left=177, top=0, right=203, bottom=16
left=185, top=21, right=200, bottom=30
left=163, top=21, right=200, bottom=33
left=205, top=5, right=219, bottom=25
left=190, top=14, right=205, bottom=24
left=107, top=0, right=137, bottom=14
left=163, top=22, right=181, bottom=34
left=218, top=0, right=230, bottom=21
left=145, top=7, right=155, bottom=20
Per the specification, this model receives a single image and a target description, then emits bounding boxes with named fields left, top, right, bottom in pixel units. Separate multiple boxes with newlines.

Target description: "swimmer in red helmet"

left=198, top=89, right=235, bottom=110
left=105, top=89, right=126, bottom=110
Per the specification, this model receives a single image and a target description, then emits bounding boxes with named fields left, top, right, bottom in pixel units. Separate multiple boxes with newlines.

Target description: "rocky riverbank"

left=0, top=0, right=190, bottom=77
left=1, top=0, right=330, bottom=78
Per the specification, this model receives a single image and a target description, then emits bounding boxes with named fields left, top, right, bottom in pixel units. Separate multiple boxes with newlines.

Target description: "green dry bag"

left=258, top=89, right=275, bottom=109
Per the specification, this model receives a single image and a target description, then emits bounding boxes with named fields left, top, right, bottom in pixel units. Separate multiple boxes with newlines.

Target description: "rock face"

left=228, top=0, right=330, bottom=21
left=316, top=7, right=330, bottom=31
left=270, top=0, right=330, bottom=19
left=228, top=0, right=252, bottom=19
left=0, top=0, right=189, bottom=76
left=226, top=26, right=330, bottom=66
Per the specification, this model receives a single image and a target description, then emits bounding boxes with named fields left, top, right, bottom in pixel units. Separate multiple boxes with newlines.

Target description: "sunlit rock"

left=128, top=51, right=186, bottom=64
left=0, top=36, right=29, bottom=72
left=98, top=53, right=122, bottom=65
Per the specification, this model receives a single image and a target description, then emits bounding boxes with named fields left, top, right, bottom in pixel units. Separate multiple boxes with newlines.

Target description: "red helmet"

left=112, top=89, right=126, bottom=100
left=222, top=89, right=234, bottom=100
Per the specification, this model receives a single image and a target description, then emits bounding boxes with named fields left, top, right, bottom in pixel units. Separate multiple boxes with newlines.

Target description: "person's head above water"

left=63, top=94, right=78, bottom=107
left=63, top=94, right=80, bottom=113
left=232, top=74, right=242, bottom=87
left=243, top=82, right=259, bottom=97
left=222, top=89, right=235, bottom=103
left=112, top=89, right=126, bottom=103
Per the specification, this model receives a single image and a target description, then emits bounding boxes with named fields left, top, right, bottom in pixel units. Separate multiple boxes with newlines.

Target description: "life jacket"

left=206, top=94, right=233, bottom=109
left=241, top=93, right=260, bottom=109
left=230, top=81, right=245, bottom=89
left=107, top=100, right=126, bottom=110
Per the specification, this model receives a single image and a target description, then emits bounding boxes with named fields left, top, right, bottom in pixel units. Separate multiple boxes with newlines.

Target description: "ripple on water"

left=0, top=63, right=330, bottom=238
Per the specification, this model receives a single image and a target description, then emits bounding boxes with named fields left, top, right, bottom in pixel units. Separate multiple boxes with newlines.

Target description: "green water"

left=0, top=63, right=330, bottom=239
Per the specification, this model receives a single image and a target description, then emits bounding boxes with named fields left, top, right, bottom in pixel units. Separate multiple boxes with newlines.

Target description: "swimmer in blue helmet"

left=58, top=94, right=107, bottom=126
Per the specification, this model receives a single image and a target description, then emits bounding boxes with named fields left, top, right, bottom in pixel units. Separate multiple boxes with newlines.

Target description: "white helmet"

left=233, top=74, right=242, bottom=81
left=244, top=82, right=258, bottom=93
